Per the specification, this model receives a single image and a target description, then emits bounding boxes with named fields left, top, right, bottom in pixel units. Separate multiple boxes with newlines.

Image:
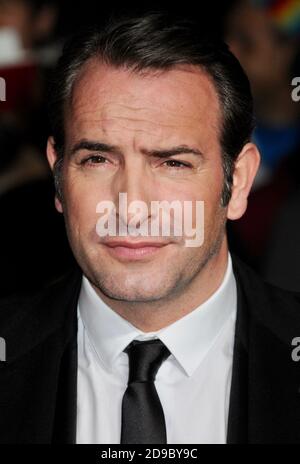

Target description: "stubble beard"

left=83, top=210, right=227, bottom=306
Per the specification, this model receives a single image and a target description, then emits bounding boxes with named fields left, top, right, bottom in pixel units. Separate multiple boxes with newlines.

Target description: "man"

left=0, top=12, right=300, bottom=444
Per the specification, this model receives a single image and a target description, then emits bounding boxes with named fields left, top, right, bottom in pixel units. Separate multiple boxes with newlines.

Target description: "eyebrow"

left=141, top=145, right=204, bottom=159
left=69, top=139, right=204, bottom=160
left=69, top=140, right=120, bottom=157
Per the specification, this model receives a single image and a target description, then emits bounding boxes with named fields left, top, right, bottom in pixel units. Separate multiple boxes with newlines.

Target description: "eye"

left=80, top=154, right=108, bottom=166
left=163, top=159, right=191, bottom=169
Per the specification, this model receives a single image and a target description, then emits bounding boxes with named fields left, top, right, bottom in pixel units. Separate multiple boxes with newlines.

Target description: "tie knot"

left=124, top=339, right=170, bottom=384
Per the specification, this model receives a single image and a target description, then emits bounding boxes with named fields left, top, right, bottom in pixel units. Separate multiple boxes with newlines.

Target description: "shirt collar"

left=78, top=252, right=236, bottom=377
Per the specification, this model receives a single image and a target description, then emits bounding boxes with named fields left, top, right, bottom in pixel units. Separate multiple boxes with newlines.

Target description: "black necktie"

left=120, top=339, right=171, bottom=444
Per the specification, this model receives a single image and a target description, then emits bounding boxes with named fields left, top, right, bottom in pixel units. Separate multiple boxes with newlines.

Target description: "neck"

left=93, top=238, right=229, bottom=332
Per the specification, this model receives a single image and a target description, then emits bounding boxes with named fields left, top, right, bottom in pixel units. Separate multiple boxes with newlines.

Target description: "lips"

left=103, top=240, right=169, bottom=260
left=104, top=240, right=168, bottom=248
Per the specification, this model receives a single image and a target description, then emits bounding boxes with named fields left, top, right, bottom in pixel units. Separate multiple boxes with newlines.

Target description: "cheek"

left=63, top=176, right=106, bottom=239
left=201, top=180, right=225, bottom=233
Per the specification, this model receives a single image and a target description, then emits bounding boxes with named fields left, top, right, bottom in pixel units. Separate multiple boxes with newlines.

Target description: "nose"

left=113, top=161, right=153, bottom=233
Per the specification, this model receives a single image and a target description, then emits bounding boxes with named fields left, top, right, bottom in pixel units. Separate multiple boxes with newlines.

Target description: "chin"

left=89, top=272, right=175, bottom=303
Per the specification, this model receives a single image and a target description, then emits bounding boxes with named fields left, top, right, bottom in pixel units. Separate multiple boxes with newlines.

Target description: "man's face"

left=53, top=61, right=227, bottom=303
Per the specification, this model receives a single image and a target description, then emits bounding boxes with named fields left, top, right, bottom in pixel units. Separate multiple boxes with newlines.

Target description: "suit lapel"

left=51, top=302, right=78, bottom=443
left=227, top=254, right=300, bottom=443
left=50, top=268, right=81, bottom=444
left=226, top=255, right=249, bottom=443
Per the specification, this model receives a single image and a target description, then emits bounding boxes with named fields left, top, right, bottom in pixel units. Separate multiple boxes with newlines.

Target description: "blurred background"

left=0, top=0, right=300, bottom=297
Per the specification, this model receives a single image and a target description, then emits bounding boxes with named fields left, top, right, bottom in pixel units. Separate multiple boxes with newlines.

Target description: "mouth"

left=102, top=240, right=170, bottom=261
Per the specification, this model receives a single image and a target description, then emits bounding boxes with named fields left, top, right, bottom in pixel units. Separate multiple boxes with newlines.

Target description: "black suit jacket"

left=0, top=253, right=300, bottom=444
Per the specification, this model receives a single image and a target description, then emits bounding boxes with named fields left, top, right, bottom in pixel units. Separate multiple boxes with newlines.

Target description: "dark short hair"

left=48, top=12, right=255, bottom=206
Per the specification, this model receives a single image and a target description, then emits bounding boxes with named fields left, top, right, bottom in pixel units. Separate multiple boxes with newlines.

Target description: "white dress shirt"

left=76, top=252, right=237, bottom=444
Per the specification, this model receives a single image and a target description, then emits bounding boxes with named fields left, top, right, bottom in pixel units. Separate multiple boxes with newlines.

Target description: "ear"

left=227, top=143, right=260, bottom=221
left=46, top=136, right=63, bottom=213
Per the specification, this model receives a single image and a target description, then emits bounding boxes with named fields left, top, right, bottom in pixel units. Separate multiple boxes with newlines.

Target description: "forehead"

left=65, top=59, right=221, bottom=147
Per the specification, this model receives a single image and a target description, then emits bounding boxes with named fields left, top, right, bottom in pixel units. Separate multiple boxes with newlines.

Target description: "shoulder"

left=0, top=266, right=82, bottom=363
left=0, top=266, right=82, bottom=324
left=231, top=253, right=300, bottom=343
